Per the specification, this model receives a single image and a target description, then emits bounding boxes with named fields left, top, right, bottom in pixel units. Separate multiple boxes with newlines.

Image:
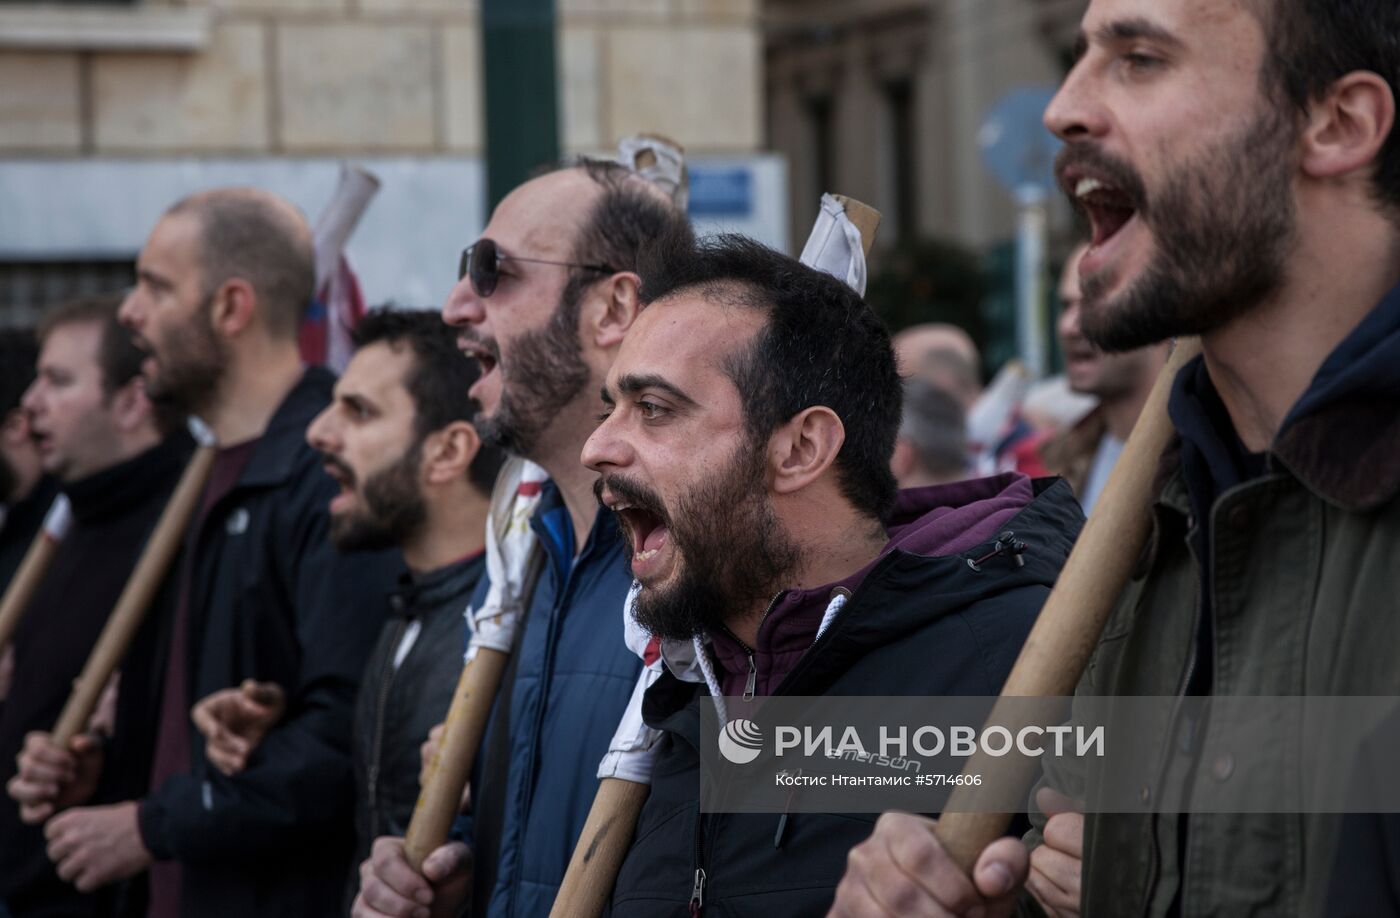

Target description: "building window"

left=882, top=78, right=918, bottom=243
left=0, top=259, right=136, bottom=329
left=805, top=94, right=835, bottom=207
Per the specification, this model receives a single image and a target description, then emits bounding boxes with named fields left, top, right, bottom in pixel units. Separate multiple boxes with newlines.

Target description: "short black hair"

left=544, top=157, right=697, bottom=326
left=351, top=307, right=506, bottom=498
left=638, top=233, right=902, bottom=521
left=1254, top=0, right=1400, bottom=212
left=0, top=328, right=38, bottom=417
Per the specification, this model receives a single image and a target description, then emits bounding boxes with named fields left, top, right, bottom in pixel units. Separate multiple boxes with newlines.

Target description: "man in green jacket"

left=829, top=0, right=1400, bottom=915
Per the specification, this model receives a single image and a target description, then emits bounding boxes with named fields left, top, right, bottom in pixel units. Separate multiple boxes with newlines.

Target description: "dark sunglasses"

left=458, top=237, right=617, bottom=298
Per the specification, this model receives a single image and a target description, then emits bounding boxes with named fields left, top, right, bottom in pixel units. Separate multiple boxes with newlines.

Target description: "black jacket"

left=607, top=478, right=1082, bottom=918
left=346, top=552, right=485, bottom=907
left=0, top=437, right=189, bottom=918
left=135, top=367, right=400, bottom=918
left=0, top=475, right=58, bottom=593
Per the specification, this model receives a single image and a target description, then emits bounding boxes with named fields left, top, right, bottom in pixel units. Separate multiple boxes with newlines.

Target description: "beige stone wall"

left=0, top=0, right=761, bottom=156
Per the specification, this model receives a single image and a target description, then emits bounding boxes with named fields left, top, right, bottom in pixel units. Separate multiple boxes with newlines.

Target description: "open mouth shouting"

left=1057, top=147, right=1148, bottom=280
left=321, top=455, right=358, bottom=515
left=596, top=477, right=674, bottom=581
left=29, top=426, right=52, bottom=457
left=457, top=333, right=502, bottom=404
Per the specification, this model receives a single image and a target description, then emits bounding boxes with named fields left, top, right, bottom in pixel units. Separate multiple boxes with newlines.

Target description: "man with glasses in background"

left=354, top=160, right=693, bottom=918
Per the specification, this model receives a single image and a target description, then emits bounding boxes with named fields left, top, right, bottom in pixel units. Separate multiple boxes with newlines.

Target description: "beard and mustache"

left=465, top=294, right=591, bottom=460
left=138, top=292, right=230, bottom=417
left=597, top=439, right=803, bottom=643
left=324, top=447, right=428, bottom=553
left=1058, top=101, right=1298, bottom=352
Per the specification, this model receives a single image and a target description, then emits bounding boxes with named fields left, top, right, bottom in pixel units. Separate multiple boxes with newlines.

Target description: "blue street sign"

left=688, top=167, right=753, bottom=217
left=978, top=85, right=1062, bottom=195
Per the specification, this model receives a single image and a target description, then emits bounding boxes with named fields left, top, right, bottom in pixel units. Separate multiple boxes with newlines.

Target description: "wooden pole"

left=403, top=646, right=510, bottom=870
left=549, top=777, right=651, bottom=918
left=0, top=495, right=69, bottom=652
left=547, top=194, right=883, bottom=918
left=933, top=336, right=1201, bottom=871
left=53, top=438, right=217, bottom=743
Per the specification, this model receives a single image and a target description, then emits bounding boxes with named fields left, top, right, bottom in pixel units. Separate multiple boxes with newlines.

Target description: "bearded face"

left=324, top=442, right=428, bottom=553
left=139, top=292, right=230, bottom=416
left=1059, top=97, right=1298, bottom=352
left=465, top=292, right=591, bottom=460
left=598, top=438, right=802, bottom=642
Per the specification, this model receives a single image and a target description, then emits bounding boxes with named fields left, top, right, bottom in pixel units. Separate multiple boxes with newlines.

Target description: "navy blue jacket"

left=462, top=480, right=641, bottom=917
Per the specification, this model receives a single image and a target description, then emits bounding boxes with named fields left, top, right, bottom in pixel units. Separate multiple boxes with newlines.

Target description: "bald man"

left=14, top=188, right=399, bottom=918
left=891, top=323, right=983, bottom=409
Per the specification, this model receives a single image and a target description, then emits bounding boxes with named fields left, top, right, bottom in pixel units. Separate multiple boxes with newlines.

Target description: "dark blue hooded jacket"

left=459, top=480, right=641, bottom=917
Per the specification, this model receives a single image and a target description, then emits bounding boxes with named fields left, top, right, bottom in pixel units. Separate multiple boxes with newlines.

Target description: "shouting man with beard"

left=190, top=306, right=505, bottom=908
left=578, top=233, right=1082, bottom=916
left=354, top=160, right=693, bottom=918
left=15, top=187, right=400, bottom=918
left=832, top=0, right=1400, bottom=916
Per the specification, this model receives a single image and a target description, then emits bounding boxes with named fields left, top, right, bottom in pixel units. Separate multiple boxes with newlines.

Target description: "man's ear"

left=1300, top=71, right=1396, bottom=184
left=890, top=437, right=915, bottom=482
left=590, top=273, right=644, bottom=350
left=209, top=278, right=258, bottom=338
left=421, top=421, right=482, bottom=486
left=110, top=377, right=154, bottom=435
left=770, top=406, right=846, bottom=496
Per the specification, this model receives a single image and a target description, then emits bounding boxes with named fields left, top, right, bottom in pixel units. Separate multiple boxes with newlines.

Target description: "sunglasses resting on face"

left=458, top=238, right=617, bottom=298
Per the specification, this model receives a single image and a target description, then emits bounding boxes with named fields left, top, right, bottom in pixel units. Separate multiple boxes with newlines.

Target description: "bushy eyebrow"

left=1073, top=16, right=1185, bottom=61
left=599, top=385, right=615, bottom=407
left=337, top=391, right=375, bottom=415
left=136, top=267, right=174, bottom=291
left=616, top=373, right=698, bottom=408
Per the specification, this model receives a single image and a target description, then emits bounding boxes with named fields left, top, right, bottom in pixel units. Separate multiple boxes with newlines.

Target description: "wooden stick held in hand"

left=403, top=646, right=509, bottom=870
left=0, top=495, right=70, bottom=653
left=550, top=777, right=650, bottom=918
left=932, top=336, right=1202, bottom=872
left=53, top=429, right=217, bottom=743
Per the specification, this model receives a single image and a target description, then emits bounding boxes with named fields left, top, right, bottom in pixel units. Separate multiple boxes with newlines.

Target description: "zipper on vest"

left=688, top=868, right=706, bottom=917
left=367, top=618, right=407, bottom=818
left=724, top=592, right=783, bottom=702
left=690, top=802, right=710, bottom=917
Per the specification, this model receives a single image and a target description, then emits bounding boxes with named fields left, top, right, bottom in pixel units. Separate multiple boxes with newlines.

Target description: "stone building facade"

left=0, top=0, right=772, bottom=321
left=765, top=0, right=1084, bottom=252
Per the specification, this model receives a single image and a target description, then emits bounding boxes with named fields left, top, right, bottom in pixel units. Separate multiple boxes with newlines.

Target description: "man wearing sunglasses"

left=354, top=159, right=693, bottom=918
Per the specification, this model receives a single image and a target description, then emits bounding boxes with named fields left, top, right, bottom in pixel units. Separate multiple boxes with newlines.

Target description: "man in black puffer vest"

left=580, top=233, right=1081, bottom=916
left=1, top=295, right=188, bottom=918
